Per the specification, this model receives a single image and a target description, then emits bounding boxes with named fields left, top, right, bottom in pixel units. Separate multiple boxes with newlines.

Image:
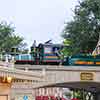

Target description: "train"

left=13, top=41, right=100, bottom=66
left=15, top=40, right=66, bottom=65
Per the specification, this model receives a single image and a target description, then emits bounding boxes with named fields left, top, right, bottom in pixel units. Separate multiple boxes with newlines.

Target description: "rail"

left=0, top=57, right=44, bottom=81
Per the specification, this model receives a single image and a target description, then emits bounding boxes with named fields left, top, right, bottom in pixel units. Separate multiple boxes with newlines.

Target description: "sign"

left=80, top=72, right=94, bottom=81
left=23, top=96, right=28, bottom=100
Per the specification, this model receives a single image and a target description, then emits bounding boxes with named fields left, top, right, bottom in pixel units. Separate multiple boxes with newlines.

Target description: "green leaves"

left=62, top=0, right=100, bottom=55
left=0, top=21, right=26, bottom=53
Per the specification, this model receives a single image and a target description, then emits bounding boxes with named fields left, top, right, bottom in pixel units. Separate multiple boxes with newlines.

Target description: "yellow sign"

left=80, top=72, right=94, bottom=81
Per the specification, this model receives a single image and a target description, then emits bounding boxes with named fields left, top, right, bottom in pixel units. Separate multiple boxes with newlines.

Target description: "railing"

left=0, top=54, right=15, bottom=68
left=0, top=54, right=14, bottom=61
left=0, top=54, right=45, bottom=82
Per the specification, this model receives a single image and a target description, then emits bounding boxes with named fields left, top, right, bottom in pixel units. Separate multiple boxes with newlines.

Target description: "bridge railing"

left=0, top=54, right=15, bottom=68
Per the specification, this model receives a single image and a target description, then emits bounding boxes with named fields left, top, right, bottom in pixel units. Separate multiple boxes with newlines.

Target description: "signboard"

left=80, top=72, right=94, bottom=81
left=15, top=95, right=33, bottom=100
left=23, top=96, right=28, bottom=100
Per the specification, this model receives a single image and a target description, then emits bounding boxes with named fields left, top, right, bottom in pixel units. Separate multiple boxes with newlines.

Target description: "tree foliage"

left=62, top=0, right=100, bottom=55
left=0, top=21, right=26, bottom=53
left=61, top=39, right=73, bottom=56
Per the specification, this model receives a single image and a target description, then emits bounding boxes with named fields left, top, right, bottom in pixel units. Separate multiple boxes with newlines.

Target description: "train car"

left=15, top=54, right=34, bottom=64
left=68, top=54, right=100, bottom=66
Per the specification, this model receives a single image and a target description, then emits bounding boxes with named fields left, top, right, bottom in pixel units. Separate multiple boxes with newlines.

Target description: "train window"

left=53, top=47, right=60, bottom=53
left=44, top=47, right=52, bottom=53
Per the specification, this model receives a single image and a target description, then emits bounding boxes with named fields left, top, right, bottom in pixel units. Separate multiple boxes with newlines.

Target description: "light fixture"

left=7, top=77, right=12, bottom=83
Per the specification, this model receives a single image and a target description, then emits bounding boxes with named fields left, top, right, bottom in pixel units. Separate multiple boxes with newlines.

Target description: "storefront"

left=0, top=95, right=8, bottom=100
left=0, top=77, right=12, bottom=100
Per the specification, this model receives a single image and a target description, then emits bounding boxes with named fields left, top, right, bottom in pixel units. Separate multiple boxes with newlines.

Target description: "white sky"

left=0, top=0, right=78, bottom=47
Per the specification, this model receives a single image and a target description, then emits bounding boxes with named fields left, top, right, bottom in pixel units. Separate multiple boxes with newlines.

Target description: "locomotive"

left=15, top=40, right=67, bottom=65
left=14, top=40, right=100, bottom=66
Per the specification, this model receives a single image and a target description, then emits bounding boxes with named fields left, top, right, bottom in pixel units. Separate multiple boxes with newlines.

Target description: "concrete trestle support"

left=0, top=62, right=100, bottom=100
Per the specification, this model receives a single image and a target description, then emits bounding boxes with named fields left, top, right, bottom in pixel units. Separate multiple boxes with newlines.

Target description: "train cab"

left=38, top=43, right=64, bottom=65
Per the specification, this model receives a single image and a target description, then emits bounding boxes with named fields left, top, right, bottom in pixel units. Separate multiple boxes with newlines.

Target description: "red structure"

left=36, top=96, right=67, bottom=100
left=71, top=98, right=80, bottom=100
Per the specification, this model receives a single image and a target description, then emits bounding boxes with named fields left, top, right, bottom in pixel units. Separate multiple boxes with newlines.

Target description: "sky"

left=0, top=0, right=78, bottom=47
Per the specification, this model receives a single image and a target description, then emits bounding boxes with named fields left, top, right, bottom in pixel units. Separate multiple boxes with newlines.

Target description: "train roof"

left=38, top=43, right=69, bottom=48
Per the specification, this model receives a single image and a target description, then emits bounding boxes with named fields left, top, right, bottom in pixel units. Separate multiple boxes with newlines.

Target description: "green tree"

left=62, top=0, right=100, bottom=55
left=61, top=39, right=72, bottom=56
left=0, top=21, right=26, bottom=53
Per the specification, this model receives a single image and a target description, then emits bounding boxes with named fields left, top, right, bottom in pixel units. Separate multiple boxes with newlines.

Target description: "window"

left=44, top=47, right=52, bottom=53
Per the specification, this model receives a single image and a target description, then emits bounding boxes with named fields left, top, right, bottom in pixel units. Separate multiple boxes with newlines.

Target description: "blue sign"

left=23, top=96, right=28, bottom=100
